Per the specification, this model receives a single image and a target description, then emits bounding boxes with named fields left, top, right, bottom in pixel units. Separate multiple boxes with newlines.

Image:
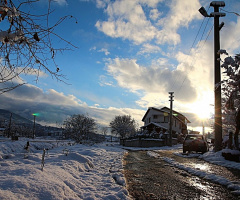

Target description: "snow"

left=1, top=138, right=240, bottom=199
left=0, top=137, right=130, bottom=200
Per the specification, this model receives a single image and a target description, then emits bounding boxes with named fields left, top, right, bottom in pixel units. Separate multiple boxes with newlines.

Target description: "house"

left=0, top=127, right=5, bottom=136
left=141, top=107, right=190, bottom=138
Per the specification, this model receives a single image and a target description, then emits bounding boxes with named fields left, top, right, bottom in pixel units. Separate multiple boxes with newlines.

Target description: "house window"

left=175, top=120, right=177, bottom=127
left=148, top=117, right=151, bottom=123
left=153, top=115, right=158, bottom=119
left=179, top=123, right=182, bottom=129
left=164, top=116, right=168, bottom=123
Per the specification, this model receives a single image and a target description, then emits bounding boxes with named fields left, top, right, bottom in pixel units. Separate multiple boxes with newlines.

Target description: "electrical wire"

left=168, top=6, right=211, bottom=93
left=176, top=23, right=213, bottom=96
left=220, top=8, right=240, bottom=17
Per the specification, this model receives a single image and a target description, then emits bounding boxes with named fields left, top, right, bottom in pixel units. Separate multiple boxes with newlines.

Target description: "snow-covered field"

left=1, top=137, right=240, bottom=199
left=0, top=137, right=129, bottom=200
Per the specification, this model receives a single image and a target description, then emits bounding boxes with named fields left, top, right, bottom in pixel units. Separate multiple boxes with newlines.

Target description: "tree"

left=63, top=114, right=97, bottom=143
left=109, top=115, right=137, bottom=139
left=100, top=126, right=108, bottom=136
left=219, top=49, right=240, bottom=150
left=0, top=0, right=77, bottom=94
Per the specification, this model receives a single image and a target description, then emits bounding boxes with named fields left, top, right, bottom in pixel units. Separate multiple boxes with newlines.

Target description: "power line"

left=176, top=22, right=213, bottom=96
left=220, top=8, right=240, bottom=17
left=169, top=6, right=211, bottom=93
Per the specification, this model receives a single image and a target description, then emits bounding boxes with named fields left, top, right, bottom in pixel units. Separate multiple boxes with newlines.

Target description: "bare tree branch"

left=0, top=0, right=77, bottom=94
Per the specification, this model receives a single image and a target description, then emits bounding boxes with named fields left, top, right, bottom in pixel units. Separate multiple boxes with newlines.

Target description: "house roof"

left=142, top=107, right=191, bottom=123
left=141, top=122, right=167, bottom=130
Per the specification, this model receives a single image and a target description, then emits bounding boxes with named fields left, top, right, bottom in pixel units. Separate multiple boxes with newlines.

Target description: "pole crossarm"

left=210, top=12, right=226, bottom=17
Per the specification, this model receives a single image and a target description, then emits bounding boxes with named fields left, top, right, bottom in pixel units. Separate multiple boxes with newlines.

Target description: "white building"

left=141, top=107, right=190, bottom=137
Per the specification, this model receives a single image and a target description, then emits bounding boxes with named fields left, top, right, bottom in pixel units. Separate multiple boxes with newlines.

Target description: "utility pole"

left=169, top=92, right=174, bottom=147
left=199, top=1, right=225, bottom=151
left=211, top=1, right=225, bottom=151
left=33, top=114, right=36, bottom=139
left=7, top=112, right=12, bottom=138
left=202, top=121, right=205, bottom=136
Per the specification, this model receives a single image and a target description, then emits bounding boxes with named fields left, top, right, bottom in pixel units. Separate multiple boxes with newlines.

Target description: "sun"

left=190, top=92, right=214, bottom=120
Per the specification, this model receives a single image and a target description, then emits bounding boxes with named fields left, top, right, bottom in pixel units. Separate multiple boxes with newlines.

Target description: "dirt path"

left=123, top=150, right=239, bottom=200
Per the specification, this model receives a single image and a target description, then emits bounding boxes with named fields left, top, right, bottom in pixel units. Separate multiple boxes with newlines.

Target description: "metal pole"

left=211, top=2, right=223, bottom=151
left=33, top=115, right=36, bottom=139
left=7, top=112, right=12, bottom=138
left=202, top=121, right=205, bottom=136
left=169, top=92, right=174, bottom=146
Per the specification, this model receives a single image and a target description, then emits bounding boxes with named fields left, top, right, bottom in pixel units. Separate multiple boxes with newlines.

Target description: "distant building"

left=141, top=107, right=190, bottom=138
left=0, top=127, right=5, bottom=136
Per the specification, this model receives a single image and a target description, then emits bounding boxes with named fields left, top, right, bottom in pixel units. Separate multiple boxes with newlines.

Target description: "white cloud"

left=0, top=84, right=145, bottom=127
left=105, top=58, right=197, bottom=104
left=156, top=0, right=201, bottom=45
left=163, top=0, right=201, bottom=29
left=53, top=0, right=68, bottom=6
left=139, top=0, right=163, bottom=7
left=175, top=42, right=214, bottom=93
left=0, top=66, right=48, bottom=94
left=96, top=0, right=110, bottom=9
left=138, top=43, right=162, bottom=54
left=99, top=75, right=114, bottom=87
left=89, top=46, right=97, bottom=51
left=96, top=0, right=202, bottom=45
left=149, top=8, right=162, bottom=21
left=90, top=46, right=110, bottom=55
left=17, top=67, right=48, bottom=78
left=221, top=17, right=240, bottom=54
left=98, top=48, right=110, bottom=55
left=95, top=0, right=158, bottom=44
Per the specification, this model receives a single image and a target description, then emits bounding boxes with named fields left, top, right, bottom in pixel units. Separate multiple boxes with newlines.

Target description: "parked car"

left=183, top=134, right=208, bottom=154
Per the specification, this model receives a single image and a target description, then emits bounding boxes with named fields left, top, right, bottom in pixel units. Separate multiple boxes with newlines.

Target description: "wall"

left=120, top=138, right=178, bottom=147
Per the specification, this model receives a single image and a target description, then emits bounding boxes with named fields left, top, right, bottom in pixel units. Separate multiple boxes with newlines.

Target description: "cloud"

left=0, top=66, right=48, bottom=94
left=95, top=0, right=158, bottom=44
left=156, top=0, right=201, bottom=45
left=96, top=0, right=201, bottom=45
left=221, top=17, right=240, bottom=53
left=96, top=0, right=110, bottom=9
left=105, top=58, right=197, bottom=104
left=53, top=0, right=68, bottom=6
left=138, top=43, right=162, bottom=55
left=149, top=8, right=162, bottom=21
left=99, top=75, right=114, bottom=87
left=90, top=46, right=110, bottom=56
left=98, top=48, right=110, bottom=55
left=0, top=84, right=145, bottom=127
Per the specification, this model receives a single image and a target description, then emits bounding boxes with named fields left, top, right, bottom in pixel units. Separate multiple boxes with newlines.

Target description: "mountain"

left=0, top=109, right=33, bottom=126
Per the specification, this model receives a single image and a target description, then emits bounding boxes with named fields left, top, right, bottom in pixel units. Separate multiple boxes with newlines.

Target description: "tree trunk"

left=235, top=110, right=240, bottom=150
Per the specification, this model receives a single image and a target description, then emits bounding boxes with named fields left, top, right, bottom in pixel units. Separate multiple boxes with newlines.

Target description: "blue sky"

left=1, top=0, right=240, bottom=132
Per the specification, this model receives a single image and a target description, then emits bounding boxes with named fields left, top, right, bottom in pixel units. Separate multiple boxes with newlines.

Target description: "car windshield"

left=186, top=135, right=203, bottom=140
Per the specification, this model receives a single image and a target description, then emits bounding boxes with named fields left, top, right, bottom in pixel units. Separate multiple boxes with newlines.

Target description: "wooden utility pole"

left=199, top=1, right=225, bottom=151
left=210, top=1, right=225, bottom=151
left=7, top=112, right=12, bottom=138
left=169, top=92, right=174, bottom=146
